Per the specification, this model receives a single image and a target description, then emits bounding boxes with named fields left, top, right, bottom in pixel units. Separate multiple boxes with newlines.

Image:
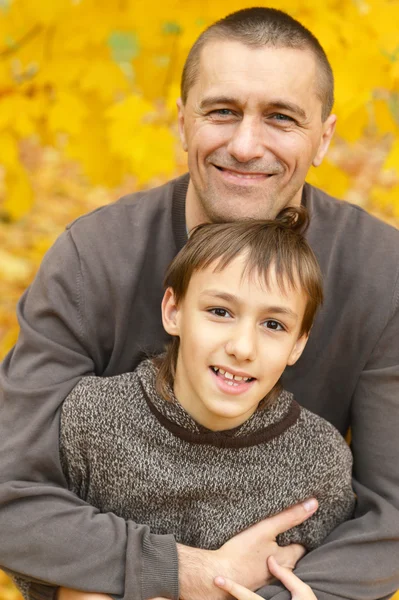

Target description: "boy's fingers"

left=267, top=499, right=318, bottom=538
left=267, top=556, right=315, bottom=598
left=214, top=576, right=259, bottom=600
left=273, top=543, right=306, bottom=569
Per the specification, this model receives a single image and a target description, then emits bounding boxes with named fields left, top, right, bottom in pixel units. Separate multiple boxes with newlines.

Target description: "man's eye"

left=263, top=320, right=284, bottom=331
left=271, top=113, right=294, bottom=122
left=211, top=109, right=233, bottom=116
left=210, top=308, right=232, bottom=318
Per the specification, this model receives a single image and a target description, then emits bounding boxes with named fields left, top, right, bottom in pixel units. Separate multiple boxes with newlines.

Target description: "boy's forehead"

left=189, top=254, right=302, bottom=298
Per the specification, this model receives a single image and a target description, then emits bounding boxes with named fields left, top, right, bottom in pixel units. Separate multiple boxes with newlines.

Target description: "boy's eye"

left=263, top=319, right=284, bottom=331
left=210, top=308, right=232, bottom=318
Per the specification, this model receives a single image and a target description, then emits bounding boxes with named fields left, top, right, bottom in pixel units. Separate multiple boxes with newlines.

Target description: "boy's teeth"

left=213, top=367, right=252, bottom=382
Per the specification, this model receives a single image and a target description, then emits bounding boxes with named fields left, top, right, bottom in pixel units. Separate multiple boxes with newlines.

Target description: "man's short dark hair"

left=181, top=7, right=334, bottom=121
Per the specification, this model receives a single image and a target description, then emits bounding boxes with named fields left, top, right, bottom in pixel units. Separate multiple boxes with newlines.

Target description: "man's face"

left=162, top=255, right=308, bottom=431
left=178, top=41, right=336, bottom=228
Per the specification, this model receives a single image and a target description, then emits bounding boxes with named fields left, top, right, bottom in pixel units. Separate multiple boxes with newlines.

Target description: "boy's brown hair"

left=154, top=206, right=323, bottom=401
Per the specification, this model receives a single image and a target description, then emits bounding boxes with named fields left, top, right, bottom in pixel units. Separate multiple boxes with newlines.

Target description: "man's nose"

left=226, top=117, right=265, bottom=163
left=225, top=324, right=257, bottom=362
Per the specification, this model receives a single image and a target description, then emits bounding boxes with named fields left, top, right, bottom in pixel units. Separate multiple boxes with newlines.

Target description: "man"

left=0, top=7, right=398, bottom=600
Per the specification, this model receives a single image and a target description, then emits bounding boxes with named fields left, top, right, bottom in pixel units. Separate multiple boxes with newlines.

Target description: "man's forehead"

left=195, top=39, right=319, bottom=105
left=198, top=39, right=317, bottom=73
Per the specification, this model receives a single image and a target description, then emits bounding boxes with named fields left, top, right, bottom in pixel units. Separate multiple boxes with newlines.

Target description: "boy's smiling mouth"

left=210, top=366, right=255, bottom=389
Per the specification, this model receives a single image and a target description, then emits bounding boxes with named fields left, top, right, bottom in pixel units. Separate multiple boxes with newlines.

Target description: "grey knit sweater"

left=59, top=359, right=355, bottom=552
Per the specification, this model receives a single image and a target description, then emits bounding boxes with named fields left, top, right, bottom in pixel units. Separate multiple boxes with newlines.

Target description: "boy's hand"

left=214, top=556, right=316, bottom=600
left=178, top=499, right=318, bottom=600
left=58, top=589, right=112, bottom=600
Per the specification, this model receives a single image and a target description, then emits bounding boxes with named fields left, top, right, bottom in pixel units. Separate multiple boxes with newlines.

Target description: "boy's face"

left=162, top=254, right=309, bottom=431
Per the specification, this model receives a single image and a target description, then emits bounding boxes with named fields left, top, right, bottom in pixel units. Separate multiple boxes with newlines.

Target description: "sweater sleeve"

left=0, top=230, right=179, bottom=600
left=258, top=299, right=399, bottom=600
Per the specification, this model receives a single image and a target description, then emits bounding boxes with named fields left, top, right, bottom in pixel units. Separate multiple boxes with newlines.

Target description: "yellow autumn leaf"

left=0, top=249, right=32, bottom=283
left=0, top=132, right=19, bottom=168
left=79, top=59, right=131, bottom=103
left=335, top=106, right=370, bottom=143
left=66, top=106, right=126, bottom=186
left=307, top=159, right=350, bottom=200
left=131, top=126, right=177, bottom=184
left=48, top=91, right=88, bottom=136
left=2, top=166, right=34, bottom=221
left=373, top=99, right=398, bottom=135
left=383, top=138, right=399, bottom=175
left=0, top=95, right=36, bottom=137
left=13, top=0, right=71, bottom=26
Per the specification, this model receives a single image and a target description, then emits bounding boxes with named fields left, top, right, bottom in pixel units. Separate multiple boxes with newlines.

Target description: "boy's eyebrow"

left=200, top=290, right=299, bottom=320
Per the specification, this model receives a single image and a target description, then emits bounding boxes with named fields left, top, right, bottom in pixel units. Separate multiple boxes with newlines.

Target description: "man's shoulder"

left=66, top=173, right=188, bottom=235
left=306, top=183, right=399, bottom=296
left=53, top=174, right=188, bottom=273
left=307, top=183, right=398, bottom=243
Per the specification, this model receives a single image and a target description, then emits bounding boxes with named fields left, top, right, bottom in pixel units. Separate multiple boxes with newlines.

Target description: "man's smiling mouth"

left=214, top=166, right=273, bottom=179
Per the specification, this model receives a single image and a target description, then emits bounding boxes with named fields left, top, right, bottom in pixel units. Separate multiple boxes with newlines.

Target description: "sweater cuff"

left=141, top=534, right=179, bottom=600
left=29, top=583, right=59, bottom=600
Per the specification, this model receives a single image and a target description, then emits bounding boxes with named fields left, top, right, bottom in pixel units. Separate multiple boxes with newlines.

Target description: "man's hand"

left=178, top=498, right=318, bottom=600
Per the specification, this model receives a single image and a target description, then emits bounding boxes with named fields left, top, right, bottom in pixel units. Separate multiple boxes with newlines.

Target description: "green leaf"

left=108, top=31, right=139, bottom=63
left=162, top=21, right=182, bottom=35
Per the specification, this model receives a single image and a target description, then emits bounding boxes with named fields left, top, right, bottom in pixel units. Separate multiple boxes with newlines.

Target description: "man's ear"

left=312, top=113, right=336, bottom=167
left=287, top=333, right=309, bottom=366
left=161, top=287, right=180, bottom=336
left=176, top=98, right=188, bottom=152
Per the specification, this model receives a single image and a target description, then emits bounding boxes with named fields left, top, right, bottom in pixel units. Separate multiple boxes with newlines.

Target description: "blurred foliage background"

left=0, top=0, right=398, bottom=598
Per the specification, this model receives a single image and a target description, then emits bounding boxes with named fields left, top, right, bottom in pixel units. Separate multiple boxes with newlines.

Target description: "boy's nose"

left=225, top=326, right=257, bottom=362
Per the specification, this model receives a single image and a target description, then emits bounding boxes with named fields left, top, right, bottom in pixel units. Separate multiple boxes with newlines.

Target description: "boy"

left=14, top=208, right=355, bottom=598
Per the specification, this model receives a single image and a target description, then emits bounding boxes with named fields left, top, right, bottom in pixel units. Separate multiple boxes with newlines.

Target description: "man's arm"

left=258, top=305, right=399, bottom=600
left=0, top=231, right=178, bottom=600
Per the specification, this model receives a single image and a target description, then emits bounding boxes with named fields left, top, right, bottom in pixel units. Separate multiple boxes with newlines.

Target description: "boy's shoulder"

left=61, top=368, right=144, bottom=428
left=293, top=404, right=353, bottom=470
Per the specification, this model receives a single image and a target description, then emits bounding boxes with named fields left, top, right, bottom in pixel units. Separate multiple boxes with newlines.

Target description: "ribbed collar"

left=136, top=359, right=300, bottom=449
left=171, top=173, right=189, bottom=252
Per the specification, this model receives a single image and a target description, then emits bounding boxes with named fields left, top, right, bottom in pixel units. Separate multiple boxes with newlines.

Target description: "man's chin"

left=202, top=196, right=279, bottom=223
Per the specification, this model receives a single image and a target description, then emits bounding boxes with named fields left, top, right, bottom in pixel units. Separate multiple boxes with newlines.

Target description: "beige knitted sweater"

left=59, top=359, right=355, bottom=551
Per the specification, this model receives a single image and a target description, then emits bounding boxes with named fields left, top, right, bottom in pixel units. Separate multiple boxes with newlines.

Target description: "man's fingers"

left=273, top=543, right=306, bottom=569
left=214, top=576, right=260, bottom=600
left=266, top=498, right=318, bottom=538
left=267, top=556, right=316, bottom=599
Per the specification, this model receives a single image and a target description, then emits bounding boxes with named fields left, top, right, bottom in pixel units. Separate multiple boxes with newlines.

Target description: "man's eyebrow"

left=200, top=290, right=299, bottom=320
left=198, top=96, right=307, bottom=120
left=267, top=100, right=307, bottom=121
left=198, top=96, right=237, bottom=110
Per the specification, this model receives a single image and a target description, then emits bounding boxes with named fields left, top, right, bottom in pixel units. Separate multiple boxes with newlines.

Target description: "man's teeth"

left=212, top=367, right=252, bottom=383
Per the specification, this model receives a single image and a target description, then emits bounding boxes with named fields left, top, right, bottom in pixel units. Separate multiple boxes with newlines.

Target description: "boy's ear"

left=161, top=287, right=180, bottom=336
left=287, top=333, right=309, bottom=366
